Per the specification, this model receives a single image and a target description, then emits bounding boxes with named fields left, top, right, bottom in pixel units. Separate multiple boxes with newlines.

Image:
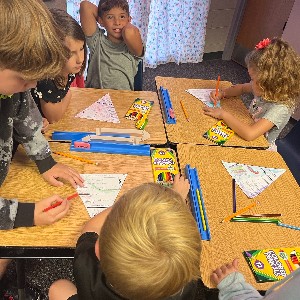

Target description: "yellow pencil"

left=180, top=100, right=190, bottom=122
left=221, top=201, right=258, bottom=223
left=52, top=151, right=99, bottom=166
left=196, top=189, right=207, bottom=231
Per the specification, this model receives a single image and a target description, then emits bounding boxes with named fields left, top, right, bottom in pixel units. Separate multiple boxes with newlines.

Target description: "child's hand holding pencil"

left=34, top=194, right=73, bottom=226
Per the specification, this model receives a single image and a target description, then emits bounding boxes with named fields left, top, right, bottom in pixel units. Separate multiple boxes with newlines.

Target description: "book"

left=151, top=148, right=178, bottom=186
left=203, top=120, right=234, bottom=145
left=243, top=247, right=300, bottom=283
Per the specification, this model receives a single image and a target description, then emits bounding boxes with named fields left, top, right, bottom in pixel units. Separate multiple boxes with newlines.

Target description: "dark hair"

left=98, top=0, right=129, bottom=18
left=50, top=9, right=87, bottom=87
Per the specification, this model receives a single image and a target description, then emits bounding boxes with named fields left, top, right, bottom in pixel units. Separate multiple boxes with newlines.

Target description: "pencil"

left=180, top=100, right=190, bottom=122
left=239, top=214, right=282, bottom=218
left=221, top=201, right=258, bottom=223
left=52, top=151, right=99, bottom=166
left=196, top=189, right=206, bottom=231
left=232, top=178, right=236, bottom=213
left=230, top=217, right=280, bottom=224
left=277, top=222, right=300, bottom=231
left=43, top=192, right=79, bottom=212
left=214, top=75, right=221, bottom=107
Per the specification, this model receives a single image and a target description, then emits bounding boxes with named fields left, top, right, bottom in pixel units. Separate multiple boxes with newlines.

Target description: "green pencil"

left=230, top=217, right=280, bottom=224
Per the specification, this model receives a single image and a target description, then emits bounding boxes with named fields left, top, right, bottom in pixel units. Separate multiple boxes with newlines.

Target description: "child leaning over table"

left=211, top=258, right=300, bottom=300
left=48, top=175, right=201, bottom=300
left=206, top=38, right=300, bottom=150
left=80, top=0, right=144, bottom=90
left=0, top=0, right=84, bottom=283
left=31, top=9, right=87, bottom=126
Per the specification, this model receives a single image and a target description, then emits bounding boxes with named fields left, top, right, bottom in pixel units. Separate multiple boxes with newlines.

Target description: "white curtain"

left=67, top=0, right=210, bottom=68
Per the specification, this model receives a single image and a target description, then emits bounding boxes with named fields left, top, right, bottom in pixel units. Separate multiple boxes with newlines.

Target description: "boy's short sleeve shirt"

left=74, top=232, right=198, bottom=300
left=85, top=27, right=141, bottom=90
left=248, top=97, right=292, bottom=143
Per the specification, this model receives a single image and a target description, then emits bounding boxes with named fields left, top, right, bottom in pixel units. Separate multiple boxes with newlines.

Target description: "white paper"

left=222, top=161, right=286, bottom=198
left=77, top=173, right=127, bottom=217
left=75, top=93, right=120, bottom=123
left=186, top=89, right=221, bottom=108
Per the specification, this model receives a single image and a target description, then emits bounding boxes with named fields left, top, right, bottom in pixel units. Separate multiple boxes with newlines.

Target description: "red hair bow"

left=255, top=38, right=271, bottom=50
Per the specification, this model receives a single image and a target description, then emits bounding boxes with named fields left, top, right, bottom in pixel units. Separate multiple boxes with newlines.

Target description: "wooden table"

left=0, top=142, right=154, bottom=256
left=177, top=143, right=300, bottom=290
left=46, top=88, right=167, bottom=145
left=155, top=76, right=269, bottom=148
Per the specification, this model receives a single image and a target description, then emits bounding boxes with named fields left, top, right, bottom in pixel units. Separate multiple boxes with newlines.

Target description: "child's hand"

left=34, top=195, right=70, bottom=226
left=42, top=163, right=84, bottom=188
left=41, top=118, right=49, bottom=133
left=211, top=258, right=239, bottom=285
left=210, top=90, right=224, bottom=106
left=203, top=106, right=223, bottom=119
left=172, top=174, right=190, bottom=200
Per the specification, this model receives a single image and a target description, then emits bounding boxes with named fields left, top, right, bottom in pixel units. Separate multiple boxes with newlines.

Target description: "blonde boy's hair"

left=100, top=183, right=201, bottom=300
left=245, top=38, right=300, bottom=108
left=0, top=0, right=68, bottom=81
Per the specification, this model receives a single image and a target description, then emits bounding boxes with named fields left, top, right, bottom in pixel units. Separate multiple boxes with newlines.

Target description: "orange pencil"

left=180, top=100, right=190, bottom=122
left=52, top=151, right=99, bottom=166
left=214, top=75, right=221, bottom=107
left=43, top=192, right=79, bottom=212
left=221, top=201, right=258, bottom=223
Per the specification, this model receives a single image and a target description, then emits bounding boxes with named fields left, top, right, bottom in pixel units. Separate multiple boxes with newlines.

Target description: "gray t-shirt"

left=248, top=97, right=292, bottom=144
left=86, top=27, right=141, bottom=90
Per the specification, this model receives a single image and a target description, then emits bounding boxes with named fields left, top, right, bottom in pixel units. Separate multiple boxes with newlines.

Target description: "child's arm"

left=210, top=83, right=253, bottom=103
left=172, top=174, right=190, bottom=200
left=80, top=1, right=99, bottom=37
left=211, top=259, right=263, bottom=300
left=40, top=90, right=72, bottom=123
left=122, top=23, right=144, bottom=57
left=203, top=106, right=274, bottom=141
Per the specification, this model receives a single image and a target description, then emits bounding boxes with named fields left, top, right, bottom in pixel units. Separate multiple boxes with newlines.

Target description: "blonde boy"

left=0, top=0, right=84, bottom=283
left=49, top=175, right=201, bottom=300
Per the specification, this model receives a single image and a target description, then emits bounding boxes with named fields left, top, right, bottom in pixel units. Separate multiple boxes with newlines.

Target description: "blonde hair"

left=0, top=0, right=68, bottom=81
left=99, top=183, right=201, bottom=300
left=245, top=38, right=300, bottom=108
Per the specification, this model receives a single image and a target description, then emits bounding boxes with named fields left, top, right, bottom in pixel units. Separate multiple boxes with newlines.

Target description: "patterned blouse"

left=31, top=74, right=75, bottom=116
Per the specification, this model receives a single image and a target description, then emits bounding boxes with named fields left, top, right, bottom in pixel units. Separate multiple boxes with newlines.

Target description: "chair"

left=276, top=120, right=300, bottom=185
left=134, top=60, right=143, bottom=91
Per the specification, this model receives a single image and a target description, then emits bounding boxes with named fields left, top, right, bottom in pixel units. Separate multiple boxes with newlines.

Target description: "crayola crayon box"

left=243, top=247, right=300, bottom=283
left=125, top=98, right=154, bottom=121
left=151, top=148, right=178, bottom=186
left=203, top=120, right=234, bottom=145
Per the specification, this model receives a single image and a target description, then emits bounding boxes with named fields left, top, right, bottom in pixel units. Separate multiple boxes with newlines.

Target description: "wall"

left=204, top=0, right=238, bottom=53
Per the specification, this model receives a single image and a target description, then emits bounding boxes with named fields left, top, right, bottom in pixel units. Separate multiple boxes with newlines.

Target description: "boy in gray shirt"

left=80, top=0, right=144, bottom=90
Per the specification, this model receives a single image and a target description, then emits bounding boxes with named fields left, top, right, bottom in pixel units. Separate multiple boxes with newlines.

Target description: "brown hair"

left=98, top=0, right=130, bottom=17
left=245, top=38, right=300, bottom=108
left=0, top=0, right=68, bottom=81
left=50, top=9, right=87, bottom=88
left=99, top=183, right=201, bottom=300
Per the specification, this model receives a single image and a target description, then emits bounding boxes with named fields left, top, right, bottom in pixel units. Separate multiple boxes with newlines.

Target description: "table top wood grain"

left=177, top=143, right=300, bottom=290
left=46, top=88, right=167, bottom=145
left=155, top=76, right=269, bottom=148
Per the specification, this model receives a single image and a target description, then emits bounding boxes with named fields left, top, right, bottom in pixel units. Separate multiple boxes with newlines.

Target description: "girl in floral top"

left=31, top=9, right=87, bottom=127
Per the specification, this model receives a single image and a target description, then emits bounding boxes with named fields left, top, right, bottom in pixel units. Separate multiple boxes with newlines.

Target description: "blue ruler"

left=185, top=164, right=211, bottom=240
left=159, top=86, right=176, bottom=124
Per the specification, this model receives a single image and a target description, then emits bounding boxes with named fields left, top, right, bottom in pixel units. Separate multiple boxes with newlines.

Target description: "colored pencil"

left=180, top=100, right=190, bottom=122
left=277, top=222, right=300, bottom=231
left=52, top=151, right=99, bottom=166
left=214, top=75, right=221, bottom=107
left=230, top=217, right=280, bottom=224
left=232, top=178, right=236, bottom=213
left=43, top=192, right=78, bottom=212
left=221, top=201, right=258, bottom=223
left=239, top=214, right=282, bottom=218
left=196, top=189, right=206, bottom=231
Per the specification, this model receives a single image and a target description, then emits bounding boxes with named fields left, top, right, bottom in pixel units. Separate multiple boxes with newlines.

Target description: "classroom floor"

left=2, top=59, right=294, bottom=299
